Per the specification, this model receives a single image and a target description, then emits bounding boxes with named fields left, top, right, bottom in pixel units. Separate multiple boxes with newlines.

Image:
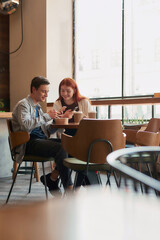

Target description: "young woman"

left=54, top=77, right=92, bottom=118
left=52, top=78, right=93, bottom=187
left=53, top=77, right=92, bottom=135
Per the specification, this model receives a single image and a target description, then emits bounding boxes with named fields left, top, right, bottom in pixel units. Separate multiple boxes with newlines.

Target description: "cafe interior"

left=0, top=0, right=160, bottom=239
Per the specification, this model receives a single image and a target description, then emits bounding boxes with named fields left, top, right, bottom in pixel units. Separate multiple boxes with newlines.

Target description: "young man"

left=12, top=76, right=73, bottom=194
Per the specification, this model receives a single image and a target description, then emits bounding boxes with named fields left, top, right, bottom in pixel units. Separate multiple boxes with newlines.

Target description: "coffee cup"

left=74, top=111, right=83, bottom=123
left=55, top=118, right=68, bottom=125
left=88, top=111, right=97, bottom=119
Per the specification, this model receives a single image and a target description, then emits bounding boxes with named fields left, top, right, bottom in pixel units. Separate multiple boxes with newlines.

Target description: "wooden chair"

left=61, top=119, right=126, bottom=189
left=6, top=119, right=55, bottom=203
left=123, top=118, right=160, bottom=146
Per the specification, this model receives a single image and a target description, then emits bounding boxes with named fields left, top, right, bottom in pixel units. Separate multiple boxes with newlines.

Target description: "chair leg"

left=135, top=163, right=143, bottom=193
left=133, top=179, right=138, bottom=192
left=12, top=161, right=18, bottom=180
left=6, top=163, right=21, bottom=204
left=96, top=171, right=102, bottom=185
left=113, top=170, right=120, bottom=187
left=119, top=174, right=122, bottom=187
left=50, top=160, right=54, bottom=171
left=146, top=163, right=153, bottom=177
left=106, top=172, right=111, bottom=186
left=63, top=170, right=73, bottom=197
left=34, top=162, right=39, bottom=182
left=124, top=175, right=129, bottom=191
left=150, top=162, right=159, bottom=196
left=42, top=162, right=48, bottom=199
left=28, top=163, right=34, bottom=194
left=73, top=172, right=79, bottom=191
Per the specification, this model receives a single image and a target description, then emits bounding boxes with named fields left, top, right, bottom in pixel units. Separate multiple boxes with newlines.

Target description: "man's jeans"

left=26, top=138, right=72, bottom=188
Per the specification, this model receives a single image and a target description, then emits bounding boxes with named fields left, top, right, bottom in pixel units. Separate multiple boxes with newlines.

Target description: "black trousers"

left=26, top=138, right=72, bottom=189
left=75, top=172, right=99, bottom=187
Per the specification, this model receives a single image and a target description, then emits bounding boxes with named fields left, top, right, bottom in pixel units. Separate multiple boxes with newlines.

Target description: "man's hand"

left=48, top=109, right=59, bottom=119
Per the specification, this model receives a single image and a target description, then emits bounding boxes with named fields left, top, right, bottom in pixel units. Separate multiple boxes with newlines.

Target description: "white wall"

left=46, top=0, right=73, bottom=102
left=10, top=0, right=73, bottom=110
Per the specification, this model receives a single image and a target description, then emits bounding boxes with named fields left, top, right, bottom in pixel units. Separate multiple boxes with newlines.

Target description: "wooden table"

left=0, top=188, right=160, bottom=240
left=51, top=122, right=79, bottom=129
left=0, top=112, right=12, bottom=118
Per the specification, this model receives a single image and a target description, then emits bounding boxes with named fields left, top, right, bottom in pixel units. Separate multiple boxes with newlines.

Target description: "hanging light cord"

left=0, top=0, right=23, bottom=55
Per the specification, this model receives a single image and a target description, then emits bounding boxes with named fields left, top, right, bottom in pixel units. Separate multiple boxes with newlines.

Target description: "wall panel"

left=0, top=15, right=9, bottom=111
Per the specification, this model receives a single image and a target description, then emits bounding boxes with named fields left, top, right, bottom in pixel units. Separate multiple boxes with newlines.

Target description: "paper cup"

left=74, top=111, right=83, bottom=123
left=55, top=118, right=68, bottom=124
left=88, top=111, right=97, bottom=119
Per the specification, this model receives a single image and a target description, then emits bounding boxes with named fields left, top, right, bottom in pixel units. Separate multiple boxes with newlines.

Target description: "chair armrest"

left=123, top=129, right=137, bottom=144
left=123, top=123, right=147, bottom=130
left=122, top=132, right=126, bottom=146
left=136, top=131, right=160, bottom=146
left=10, top=131, right=30, bottom=149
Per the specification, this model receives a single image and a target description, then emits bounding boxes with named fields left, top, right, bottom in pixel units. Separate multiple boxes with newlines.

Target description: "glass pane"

left=111, top=106, right=122, bottom=119
left=154, top=105, right=160, bottom=118
left=124, top=0, right=160, bottom=96
left=75, top=0, right=122, bottom=98
left=96, top=105, right=122, bottom=119
left=96, top=106, right=108, bottom=119
left=124, top=105, right=152, bottom=123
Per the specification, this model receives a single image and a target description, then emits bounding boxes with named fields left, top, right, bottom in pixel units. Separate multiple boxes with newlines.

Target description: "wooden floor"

left=0, top=167, right=157, bottom=206
left=0, top=167, right=57, bottom=206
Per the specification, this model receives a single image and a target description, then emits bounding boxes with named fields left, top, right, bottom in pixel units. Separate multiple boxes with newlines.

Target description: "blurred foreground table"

left=0, top=187, right=160, bottom=240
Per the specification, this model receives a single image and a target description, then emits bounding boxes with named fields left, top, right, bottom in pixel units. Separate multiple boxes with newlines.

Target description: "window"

left=124, top=0, right=160, bottom=96
left=74, top=0, right=122, bottom=99
left=74, top=0, right=160, bottom=120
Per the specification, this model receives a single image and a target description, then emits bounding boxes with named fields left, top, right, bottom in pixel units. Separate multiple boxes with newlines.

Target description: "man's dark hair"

left=30, top=76, right=50, bottom=93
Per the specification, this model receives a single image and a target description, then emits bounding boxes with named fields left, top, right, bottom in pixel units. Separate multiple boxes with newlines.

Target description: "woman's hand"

left=62, top=109, right=74, bottom=119
left=60, top=106, right=67, bottom=113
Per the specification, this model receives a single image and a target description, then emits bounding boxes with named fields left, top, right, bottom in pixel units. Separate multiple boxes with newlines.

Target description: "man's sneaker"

left=40, top=173, right=60, bottom=192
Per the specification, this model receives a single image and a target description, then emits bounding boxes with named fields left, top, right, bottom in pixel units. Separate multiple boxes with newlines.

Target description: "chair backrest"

left=62, top=119, right=126, bottom=164
left=123, top=118, right=160, bottom=145
left=6, top=119, right=30, bottom=153
left=145, top=118, right=160, bottom=132
left=136, top=118, right=160, bottom=146
left=7, top=119, right=15, bottom=152
left=136, top=131, right=160, bottom=146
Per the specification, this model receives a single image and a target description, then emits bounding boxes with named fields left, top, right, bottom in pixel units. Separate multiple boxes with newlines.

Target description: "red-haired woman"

left=52, top=78, right=93, bottom=187
left=41, top=78, right=93, bottom=191
left=53, top=77, right=92, bottom=121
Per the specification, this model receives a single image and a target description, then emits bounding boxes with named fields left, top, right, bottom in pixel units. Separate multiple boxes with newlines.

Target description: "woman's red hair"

left=57, top=78, right=88, bottom=103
